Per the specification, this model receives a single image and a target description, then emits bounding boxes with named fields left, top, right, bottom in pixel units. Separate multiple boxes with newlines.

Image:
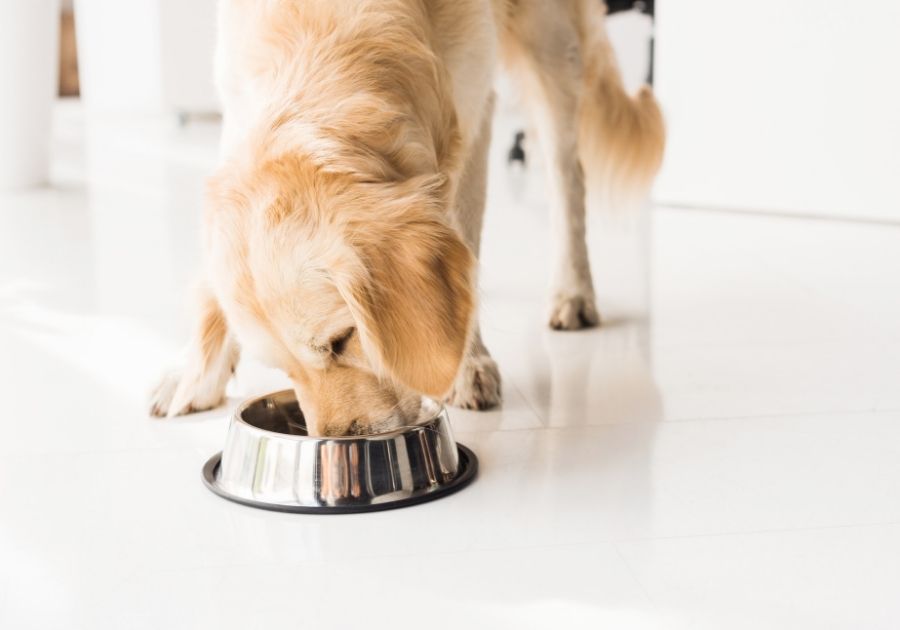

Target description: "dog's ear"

left=335, top=183, right=475, bottom=397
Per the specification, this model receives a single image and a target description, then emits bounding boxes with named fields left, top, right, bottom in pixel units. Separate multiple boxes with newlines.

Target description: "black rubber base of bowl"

left=201, top=444, right=478, bottom=514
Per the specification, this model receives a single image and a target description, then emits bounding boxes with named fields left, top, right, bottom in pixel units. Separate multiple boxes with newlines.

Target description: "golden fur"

left=151, top=0, right=665, bottom=435
left=576, top=3, right=665, bottom=207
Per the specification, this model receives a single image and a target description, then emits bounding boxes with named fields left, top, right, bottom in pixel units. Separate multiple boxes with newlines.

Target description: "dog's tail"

left=576, top=2, right=665, bottom=209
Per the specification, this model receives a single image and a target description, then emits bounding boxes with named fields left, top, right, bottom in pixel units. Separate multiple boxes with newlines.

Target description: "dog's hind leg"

left=500, top=2, right=599, bottom=330
left=444, top=93, right=502, bottom=411
left=149, top=283, right=239, bottom=417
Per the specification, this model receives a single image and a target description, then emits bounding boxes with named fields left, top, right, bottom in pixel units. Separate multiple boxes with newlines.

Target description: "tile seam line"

left=655, top=202, right=900, bottom=229
left=614, top=519, right=900, bottom=545
left=456, top=407, right=896, bottom=436
left=508, top=380, right=546, bottom=425
left=613, top=543, right=660, bottom=610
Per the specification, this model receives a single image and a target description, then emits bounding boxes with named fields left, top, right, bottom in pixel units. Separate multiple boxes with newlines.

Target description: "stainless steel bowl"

left=202, top=390, right=477, bottom=513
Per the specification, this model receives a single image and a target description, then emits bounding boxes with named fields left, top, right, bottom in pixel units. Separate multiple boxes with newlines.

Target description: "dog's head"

left=206, top=156, right=474, bottom=436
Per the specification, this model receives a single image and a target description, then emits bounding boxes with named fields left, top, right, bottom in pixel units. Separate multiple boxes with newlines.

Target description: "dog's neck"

left=232, top=0, right=462, bottom=191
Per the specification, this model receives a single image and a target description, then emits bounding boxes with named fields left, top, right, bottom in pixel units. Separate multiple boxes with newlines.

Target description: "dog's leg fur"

left=445, top=93, right=501, bottom=410
left=500, top=3, right=599, bottom=330
left=149, top=284, right=239, bottom=417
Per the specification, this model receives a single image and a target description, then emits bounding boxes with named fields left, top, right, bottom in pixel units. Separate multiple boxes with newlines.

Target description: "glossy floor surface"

left=2, top=102, right=900, bottom=629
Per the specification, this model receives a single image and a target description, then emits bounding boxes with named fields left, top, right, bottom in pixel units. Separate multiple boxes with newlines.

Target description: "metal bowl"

left=202, top=390, right=477, bottom=513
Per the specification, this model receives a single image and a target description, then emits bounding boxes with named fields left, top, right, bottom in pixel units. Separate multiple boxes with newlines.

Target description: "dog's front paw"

left=548, top=292, right=600, bottom=330
left=148, top=370, right=226, bottom=418
left=445, top=352, right=502, bottom=411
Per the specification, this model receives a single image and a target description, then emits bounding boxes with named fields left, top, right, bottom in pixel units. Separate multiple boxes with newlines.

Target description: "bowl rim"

left=232, top=390, right=448, bottom=442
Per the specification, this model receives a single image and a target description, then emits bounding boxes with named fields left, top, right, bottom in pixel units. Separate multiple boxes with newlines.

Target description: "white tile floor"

left=2, top=101, right=900, bottom=630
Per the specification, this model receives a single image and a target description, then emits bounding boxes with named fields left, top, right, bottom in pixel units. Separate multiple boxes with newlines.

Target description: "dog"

left=149, top=0, right=664, bottom=436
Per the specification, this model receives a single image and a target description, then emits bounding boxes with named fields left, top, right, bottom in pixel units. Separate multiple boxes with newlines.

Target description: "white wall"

left=74, top=0, right=164, bottom=113
left=0, top=0, right=59, bottom=189
left=158, top=0, right=219, bottom=113
left=653, top=0, right=900, bottom=222
left=74, top=0, right=218, bottom=115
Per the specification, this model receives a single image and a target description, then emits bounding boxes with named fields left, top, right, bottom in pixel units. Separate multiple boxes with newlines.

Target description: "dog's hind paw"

left=548, top=293, right=600, bottom=330
left=444, top=351, right=502, bottom=411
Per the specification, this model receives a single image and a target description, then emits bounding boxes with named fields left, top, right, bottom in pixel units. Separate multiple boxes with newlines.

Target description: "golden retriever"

left=150, top=0, right=664, bottom=435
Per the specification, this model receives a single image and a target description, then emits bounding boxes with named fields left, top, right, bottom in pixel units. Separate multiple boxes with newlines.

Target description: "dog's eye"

left=329, top=328, right=355, bottom=356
